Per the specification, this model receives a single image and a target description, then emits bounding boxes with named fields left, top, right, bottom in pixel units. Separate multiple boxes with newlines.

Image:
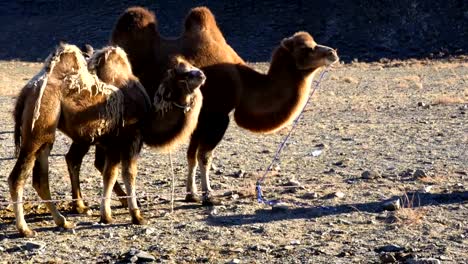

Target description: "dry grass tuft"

left=432, top=96, right=466, bottom=105
left=387, top=193, right=427, bottom=227
left=394, top=75, right=423, bottom=89
left=343, top=76, right=359, bottom=84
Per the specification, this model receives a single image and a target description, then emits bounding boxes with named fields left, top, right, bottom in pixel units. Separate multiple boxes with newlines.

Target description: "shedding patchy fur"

left=143, top=56, right=205, bottom=152
left=9, top=43, right=150, bottom=237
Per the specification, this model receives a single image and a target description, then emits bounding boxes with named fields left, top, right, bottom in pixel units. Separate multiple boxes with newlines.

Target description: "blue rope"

left=256, top=67, right=331, bottom=206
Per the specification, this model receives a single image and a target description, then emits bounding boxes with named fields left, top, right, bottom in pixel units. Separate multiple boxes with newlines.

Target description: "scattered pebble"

left=233, top=170, right=245, bottom=178
left=375, top=244, right=405, bottom=253
left=135, top=250, right=156, bottom=262
left=382, top=199, right=401, bottom=211
left=333, top=191, right=345, bottom=199
left=144, top=227, right=156, bottom=236
left=271, top=202, right=290, bottom=212
left=310, top=149, right=323, bottom=157
left=290, top=240, right=301, bottom=245
left=423, top=186, right=433, bottom=193
left=285, top=178, right=302, bottom=187
left=283, top=245, right=294, bottom=250
left=228, top=258, right=241, bottom=264
left=231, top=248, right=244, bottom=253
left=361, top=170, right=381, bottom=179
left=302, top=192, right=318, bottom=199
left=413, top=169, right=427, bottom=179
left=249, top=245, right=270, bottom=253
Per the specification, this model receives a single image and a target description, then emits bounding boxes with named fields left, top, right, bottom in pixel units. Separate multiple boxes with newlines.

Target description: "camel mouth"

left=186, top=69, right=206, bottom=88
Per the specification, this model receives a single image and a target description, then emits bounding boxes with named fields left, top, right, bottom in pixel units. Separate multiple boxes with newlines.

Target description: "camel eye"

left=303, top=47, right=314, bottom=54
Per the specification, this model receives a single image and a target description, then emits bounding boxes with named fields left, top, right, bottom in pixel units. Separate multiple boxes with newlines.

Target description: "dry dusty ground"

left=0, top=58, right=467, bottom=263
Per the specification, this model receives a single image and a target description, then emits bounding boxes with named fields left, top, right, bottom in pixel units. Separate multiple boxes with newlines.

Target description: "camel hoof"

left=202, top=196, right=223, bottom=206
left=131, top=216, right=147, bottom=225
left=99, top=216, right=114, bottom=225
left=131, top=209, right=147, bottom=225
left=184, top=193, right=201, bottom=203
left=72, top=205, right=91, bottom=215
left=19, top=228, right=37, bottom=238
left=60, top=221, right=75, bottom=230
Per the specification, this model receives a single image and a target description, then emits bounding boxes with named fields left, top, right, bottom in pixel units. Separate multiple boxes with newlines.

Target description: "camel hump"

left=112, top=6, right=157, bottom=34
left=184, top=6, right=217, bottom=32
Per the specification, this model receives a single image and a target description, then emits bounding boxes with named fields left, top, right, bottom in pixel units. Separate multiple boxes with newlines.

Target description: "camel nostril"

left=188, top=70, right=201, bottom=78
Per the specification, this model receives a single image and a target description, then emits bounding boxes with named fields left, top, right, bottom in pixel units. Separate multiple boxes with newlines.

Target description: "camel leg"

left=197, top=113, right=230, bottom=206
left=8, top=150, right=37, bottom=237
left=99, top=151, right=120, bottom=224
left=95, top=146, right=128, bottom=207
left=33, top=143, right=73, bottom=230
left=66, top=142, right=91, bottom=214
left=121, top=154, right=146, bottom=225
left=185, top=132, right=201, bottom=203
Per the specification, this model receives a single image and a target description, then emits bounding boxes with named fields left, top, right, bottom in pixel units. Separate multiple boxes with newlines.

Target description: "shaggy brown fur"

left=9, top=43, right=151, bottom=237
left=66, top=54, right=205, bottom=214
left=110, top=6, right=339, bottom=205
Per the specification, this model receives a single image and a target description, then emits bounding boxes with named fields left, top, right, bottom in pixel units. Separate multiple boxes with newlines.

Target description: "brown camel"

left=10, top=43, right=151, bottom=237
left=64, top=54, right=205, bottom=214
left=62, top=6, right=337, bottom=207
left=109, top=6, right=339, bottom=206
left=11, top=43, right=205, bottom=236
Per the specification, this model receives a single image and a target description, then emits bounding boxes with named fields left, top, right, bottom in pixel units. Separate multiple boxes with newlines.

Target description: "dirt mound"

left=0, top=0, right=466, bottom=62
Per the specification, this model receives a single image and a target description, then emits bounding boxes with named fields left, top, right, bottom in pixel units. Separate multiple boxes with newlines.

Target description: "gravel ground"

left=0, top=58, right=467, bottom=263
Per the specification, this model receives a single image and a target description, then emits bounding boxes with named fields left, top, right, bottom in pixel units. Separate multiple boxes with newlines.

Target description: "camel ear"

left=281, top=36, right=295, bottom=51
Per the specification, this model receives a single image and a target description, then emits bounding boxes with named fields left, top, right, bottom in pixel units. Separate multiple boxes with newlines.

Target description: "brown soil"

left=0, top=58, right=467, bottom=263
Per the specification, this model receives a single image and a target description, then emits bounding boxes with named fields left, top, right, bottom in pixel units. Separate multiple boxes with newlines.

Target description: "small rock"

left=210, top=207, right=219, bottom=216
left=284, top=245, right=294, bottom=250
left=144, top=227, right=156, bottom=236
left=285, top=178, right=302, bottom=187
left=130, top=255, right=138, bottom=263
left=333, top=191, right=345, bottom=199
left=136, top=250, right=156, bottom=262
left=399, top=169, right=414, bottom=177
left=310, top=149, right=323, bottom=157
left=375, top=244, right=405, bottom=253
left=302, top=192, right=318, bottom=199
left=228, top=258, right=241, bottom=264
left=23, top=241, right=46, bottom=251
left=324, top=168, right=336, bottom=174
left=233, top=170, right=245, bottom=178
left=413, top=169, right=427, bottom=179
left=231, top=248, right=244, bottom=253
left=423, top=186, right=433, bottom=193
left=103, top=232, right=114, bottom=239
left=250, top=245, right=270, bottom=252
left=290, top=240, right=301, bottom=245
left=333, top=160, right=346, bottom=167
left=362, top=170, right=381, bottom=179
left=382, top=199, right=401, bottom=211
left=272, top=202, right=289, bottom=212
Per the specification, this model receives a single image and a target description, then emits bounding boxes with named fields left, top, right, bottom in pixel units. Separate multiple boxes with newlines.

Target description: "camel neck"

left=234, top=48, right=319, bottom=133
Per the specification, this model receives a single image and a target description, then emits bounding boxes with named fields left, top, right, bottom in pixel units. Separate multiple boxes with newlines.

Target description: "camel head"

left=280, top=31, right=339, bottom=71
left=154, top=56, right=206, bottom=113
left=88, top=46, right=133, bottom=85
